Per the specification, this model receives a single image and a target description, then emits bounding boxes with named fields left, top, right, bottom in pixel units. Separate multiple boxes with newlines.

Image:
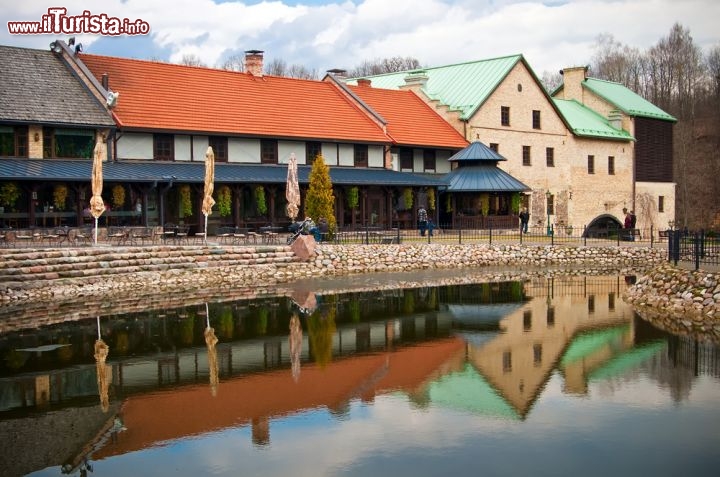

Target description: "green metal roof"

left=553, top=99, right=635, bottom=141
left=350, top=55, right=524, bottom=120
left=583, top=78, right=677, bottom=122
left=427, top=363, right=520, bottom=419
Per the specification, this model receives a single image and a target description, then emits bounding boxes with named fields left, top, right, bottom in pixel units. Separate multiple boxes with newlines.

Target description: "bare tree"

left=178, top=54, right=206, bottom=67
left=219, top=54, right=244, bottom=72
left=348, top=56, right=422, bottom=77
left=265, top=58, right=318, bottom=79
left=540, top=70, right=563, bottom=93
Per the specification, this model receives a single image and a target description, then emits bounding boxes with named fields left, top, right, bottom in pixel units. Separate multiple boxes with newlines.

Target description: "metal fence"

left=667, top=229, right=720, bottom=270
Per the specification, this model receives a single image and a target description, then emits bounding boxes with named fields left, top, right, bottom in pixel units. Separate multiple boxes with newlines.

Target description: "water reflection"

left=1, top=274, right=719, bottom=477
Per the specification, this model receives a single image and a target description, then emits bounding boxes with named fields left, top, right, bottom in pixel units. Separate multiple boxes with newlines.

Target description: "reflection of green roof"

left=561, top=325, right=629, bottom=367
left=349, top=55, right=523, bottom=120
left=427, top=363, right=519, bottom=419
left=553, top=99, right=635, bottom=141
left=583, top=78, right=676, bottom=122
left=589, top=341, right=665, bottom=381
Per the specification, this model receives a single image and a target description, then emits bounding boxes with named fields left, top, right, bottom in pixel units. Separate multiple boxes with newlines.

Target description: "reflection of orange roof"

left=95, top=337, right=464, bottom=458
left=79, top=54, right=390, bottom=143
left=350, top=84, right=468, bottom=149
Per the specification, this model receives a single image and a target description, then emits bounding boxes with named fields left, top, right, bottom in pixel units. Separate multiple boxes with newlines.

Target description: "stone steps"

left=0, top=244, right=296, bottom=287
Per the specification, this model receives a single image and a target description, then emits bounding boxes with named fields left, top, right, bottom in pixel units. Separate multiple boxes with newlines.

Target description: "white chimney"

left=244, top=50, right=264, bottom=77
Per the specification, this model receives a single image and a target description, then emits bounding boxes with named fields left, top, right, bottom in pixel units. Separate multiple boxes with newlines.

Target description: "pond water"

left=1, top=272, right=720, bottom=477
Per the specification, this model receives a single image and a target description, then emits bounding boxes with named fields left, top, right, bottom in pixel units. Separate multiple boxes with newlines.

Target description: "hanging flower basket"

left=111, top=184, right=126, bottom=209
left=254, top=186, right=267, bottom=215
left=0, top=182, right=20, bottom=209
left=217, top=185, right=232, bottom=217
left=179, top=185, right=193, bottom=216
left=53, top=184, right=68, bottom=211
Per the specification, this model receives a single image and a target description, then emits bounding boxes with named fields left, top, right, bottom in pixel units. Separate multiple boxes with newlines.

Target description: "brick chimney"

left=559, top=66, right=588, bottom=102
left=244, top=50, right=264, bottom=77
left=357, top=78, right=372, bottom=87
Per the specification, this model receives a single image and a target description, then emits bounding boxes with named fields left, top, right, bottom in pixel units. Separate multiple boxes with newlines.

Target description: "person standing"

left=417, top=207, right=428, bottom=236
left=519, top=207, right=530, bottom=234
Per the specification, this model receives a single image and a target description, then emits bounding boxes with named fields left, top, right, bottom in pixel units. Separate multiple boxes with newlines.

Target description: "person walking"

left=417, top=207, right=428, bottom=236
left=519, top=207, right=530, bottom=234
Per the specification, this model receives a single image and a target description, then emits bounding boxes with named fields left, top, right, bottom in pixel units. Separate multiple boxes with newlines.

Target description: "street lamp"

left=546, top=190, right=552, bottom=236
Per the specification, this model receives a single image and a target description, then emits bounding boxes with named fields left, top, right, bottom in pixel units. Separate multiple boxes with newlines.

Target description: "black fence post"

left=669, top=229, right=681, bottom=265
left=365, top=224, right=369, bottom=245
left=458, top=228, right=462, bottom=245
left=519, top=224, right=523, bottom=245
left=489, top=224, right=492, bottom=246
left=550, top=224, right=554, bottom=246
left=694, top=231, right=700, bottom=271
left=650, top=224, right=655, bottom=247
left=397, top=227, right=401, bottom=244
left=583, top=225, right=587, bottom=246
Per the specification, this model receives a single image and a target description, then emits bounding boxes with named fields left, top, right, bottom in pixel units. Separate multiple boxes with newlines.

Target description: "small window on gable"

left=587, top=155, right=595, bottom=174
left=658, top=196, right=665, bottom=212
left=608, top=156, right=615, bottom=175
left=532, top=110, right=541, bottom=129
left=501, top=106, right=510, bottom=126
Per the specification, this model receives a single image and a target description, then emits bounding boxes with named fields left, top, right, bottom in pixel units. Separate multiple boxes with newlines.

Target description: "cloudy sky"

left=2, top=0, right=718, bottom=77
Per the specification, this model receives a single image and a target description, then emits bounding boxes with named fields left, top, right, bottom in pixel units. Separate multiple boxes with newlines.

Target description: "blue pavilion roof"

left=444, top=165, right=530, bottom=192
left=448, top=141, right=507, bottom=162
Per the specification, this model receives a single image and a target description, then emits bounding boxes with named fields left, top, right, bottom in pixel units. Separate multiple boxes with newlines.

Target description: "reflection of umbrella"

left=291, top=289, right=317, bottom=314
left=201, top=146, right=216, bottom=244
left=204, top=305, right=219, bottom=396
left=94, top=317, right=110, bottom=413
left=90, top=134, right=106, bottom=245
left=289, top=313, right=302, bottom=382
left=285, top=153, right=300, bottom=221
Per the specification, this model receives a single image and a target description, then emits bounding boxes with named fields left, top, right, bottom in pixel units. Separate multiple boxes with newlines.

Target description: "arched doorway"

left=584, top=214, right=622, bottom=238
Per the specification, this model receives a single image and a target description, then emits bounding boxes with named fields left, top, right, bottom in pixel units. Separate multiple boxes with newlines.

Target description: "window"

left=546, top=147, right=554, bottom=167
left=546, top=306, right=555, bottom=328
left=522, top=146, right=531, bottom=166
left=0, top=126, right=28, bottom=157
left=423, top=149, right=436, bottom=172
left=153, top=134, right=174, bottom=161
left=208, top=136, right=228, bottom=162
left=260, top=139, right=277, bottom=164
left=354, top=144, right=368, bottom=167
left=658, top=196, right=665, bottom=212
left=489, top=143, right=499, bottom=153
left=44, top=127, right=95, bottom=159
left=532, top=110, right=541, bottom=129
left=501, top=106, right=510, bottom=126
left=587, top=155, right=595, bottom=174
left=533, top=344, right=542, bottom=366
left=608, top=156, right=615, bottom=175
left=306, top=141, right=321, bottom=163
left=547, top=193, right=554, bottom=215
left=503, top=351, right=512, bottom=372
left=399, top=148, right=413, bottom=170
left=523, top=310, right=532, bottom=331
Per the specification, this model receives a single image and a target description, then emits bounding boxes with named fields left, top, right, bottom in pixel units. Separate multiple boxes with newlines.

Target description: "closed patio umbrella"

left=286, top=153, right=300, bottom=222
left=204, top=304, right=219, bottom=396
left=89, top=135, right=107, bottom=245
left=201, top=146, right=216, bottom=244
left=94, top=317, right=110, bottom=412
left=289, top=313, right=302, bottom=382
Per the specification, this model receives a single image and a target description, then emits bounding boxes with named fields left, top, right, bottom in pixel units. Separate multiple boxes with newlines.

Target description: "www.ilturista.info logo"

left=7, top=7, right=150, bottom=35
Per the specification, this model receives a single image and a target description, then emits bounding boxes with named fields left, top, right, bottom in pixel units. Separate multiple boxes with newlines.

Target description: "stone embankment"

left=623, top=264, right=720, bottom=342
left=0, top=243, right=664, bottom=305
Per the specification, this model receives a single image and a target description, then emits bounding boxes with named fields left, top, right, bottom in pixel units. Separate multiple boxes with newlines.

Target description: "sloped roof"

left=582, top=78, right=676, bottom=122
left=553, top=99, right=635, bottom=141
left=0, top=45, right=115, bottom=128
left=350, top=54, right=524, bottom=120
left=79, top=54, right=391, bottom=143
left=448, top=141, right=507, bottom=162
left=0, top=158, right=445, bottom=187
left=444, top=164, right=531, bottom=192
left=348, top=84, right=468, bottom=149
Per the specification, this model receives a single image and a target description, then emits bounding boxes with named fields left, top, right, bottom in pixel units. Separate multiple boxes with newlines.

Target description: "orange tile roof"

left=79, top=54, right=391, bottom=143
left=349, top=83, right=468, bottom=149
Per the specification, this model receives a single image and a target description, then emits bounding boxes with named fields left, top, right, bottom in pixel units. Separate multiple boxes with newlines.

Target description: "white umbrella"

left=285, top=153, right=300, bottom=221
left=89, top=135, right=106, bottom=245
left=201, top=146, right=216, bottom=244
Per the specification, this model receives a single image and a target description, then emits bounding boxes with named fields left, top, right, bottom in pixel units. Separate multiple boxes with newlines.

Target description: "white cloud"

left=1, top=0, right=718, bottom=75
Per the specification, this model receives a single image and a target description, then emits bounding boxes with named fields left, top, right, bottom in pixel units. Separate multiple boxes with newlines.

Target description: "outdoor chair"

left=175, top=225, right=190, bottom=244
